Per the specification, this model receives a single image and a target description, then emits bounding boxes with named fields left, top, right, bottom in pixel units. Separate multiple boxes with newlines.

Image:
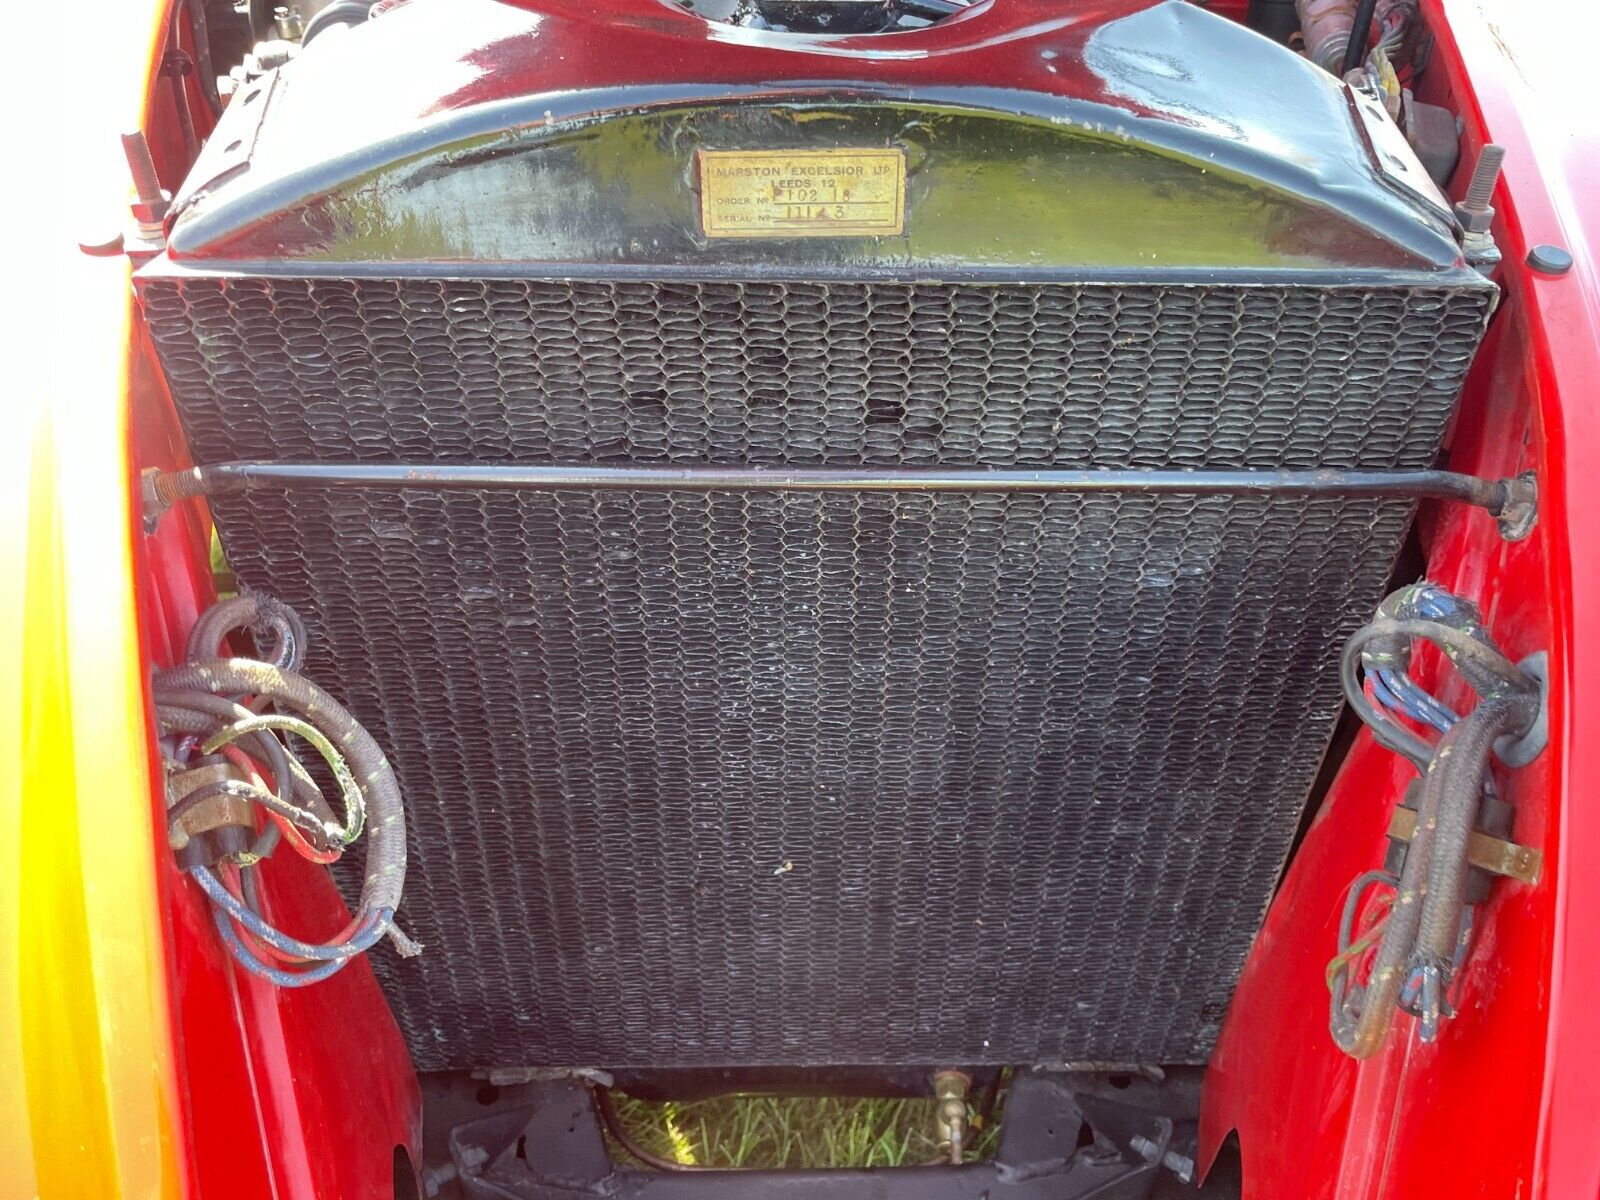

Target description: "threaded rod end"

left=1463, top=144, right=1505, bottom=212
left=121, top=131, right=164, bottom=204
left=154, top=468, right=209, bottom=505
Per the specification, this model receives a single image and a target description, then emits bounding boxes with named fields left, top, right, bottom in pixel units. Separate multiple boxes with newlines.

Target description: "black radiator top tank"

left=162, top=0, right=1471, bottom=281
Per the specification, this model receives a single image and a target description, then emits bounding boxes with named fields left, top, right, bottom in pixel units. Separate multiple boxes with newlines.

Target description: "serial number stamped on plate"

left=698, top=148, right=907, bottom=239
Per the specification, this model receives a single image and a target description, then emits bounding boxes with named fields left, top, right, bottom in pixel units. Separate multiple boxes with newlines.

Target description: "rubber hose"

left=301, top=0, right=371, bottom=45
left=1341, top=0, right=1380, bottom=74
left=154, top=659, right=407, bottom=916
left=1364, top=586, right=1516, bottom=702
left=1358, top=618, right=1534, bottom=698
left=1339, top=692, right=1535, bottom=1057
left=185, top=595, right=256, bottom=661
left=1342, top=617, right=1536, bottom=770
left=1363, top=585, right=1473, bottom=667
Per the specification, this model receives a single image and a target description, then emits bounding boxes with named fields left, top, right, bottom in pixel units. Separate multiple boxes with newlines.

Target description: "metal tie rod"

left=147, top=461, right=1538, bottom=539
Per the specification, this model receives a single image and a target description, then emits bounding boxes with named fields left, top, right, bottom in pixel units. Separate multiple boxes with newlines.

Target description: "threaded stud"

left=121, top=131, right=164, bottom=204
left=1462, top=143, right=1505, bottom=213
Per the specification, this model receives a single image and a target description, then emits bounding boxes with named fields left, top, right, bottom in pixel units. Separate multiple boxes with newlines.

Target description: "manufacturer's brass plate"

left=698, top=148, right=906, bottom=239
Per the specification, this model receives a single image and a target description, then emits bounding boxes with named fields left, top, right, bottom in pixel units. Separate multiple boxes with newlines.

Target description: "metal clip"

left=1387, top=807, right=1543, bottom=885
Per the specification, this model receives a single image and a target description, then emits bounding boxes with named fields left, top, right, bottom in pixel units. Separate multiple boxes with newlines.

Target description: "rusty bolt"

left=1453, top=143, right=1504, bottom=234
left=121, top=129, right=171, bottom=238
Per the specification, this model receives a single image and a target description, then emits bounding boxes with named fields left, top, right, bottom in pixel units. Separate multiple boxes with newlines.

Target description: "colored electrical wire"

left=156, top=593, right=416, bottom=988
left=215, top=861, right=363, bottom=965
left=166, top=774, right=328, bottom=840
left=202, top=712, right=366, bottom=845
left=217, top=744, right=343, bottom=864
left=1326, top=869, right=1397, bottom=1038
left=1330, top=582, right=1538, bottom=1057
left=207, top=905, right=352, bottom=987
left=191, top=862, right=390, bottom=960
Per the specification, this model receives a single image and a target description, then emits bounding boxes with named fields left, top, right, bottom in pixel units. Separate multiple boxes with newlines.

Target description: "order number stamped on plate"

left=697, top=148, right=907, bottom=239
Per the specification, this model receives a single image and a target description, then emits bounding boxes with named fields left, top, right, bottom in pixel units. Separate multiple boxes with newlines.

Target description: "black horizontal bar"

left=160, top=459, right=1528, bottom=514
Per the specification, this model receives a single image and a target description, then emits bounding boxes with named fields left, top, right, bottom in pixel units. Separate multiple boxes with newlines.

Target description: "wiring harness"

left=156, top=593, right=417, bottom=985
left=1329, top=582, right=1539, bottom=1056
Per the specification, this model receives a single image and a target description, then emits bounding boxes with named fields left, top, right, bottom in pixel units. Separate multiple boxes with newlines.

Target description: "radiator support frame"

left=145, top=462, right=1539, bottom=540
left=447, top=1069, right=1189, bottom=1200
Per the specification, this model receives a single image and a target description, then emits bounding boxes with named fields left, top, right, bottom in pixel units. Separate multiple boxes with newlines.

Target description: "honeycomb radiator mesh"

left=139, top=276, right=1491, bottom=1070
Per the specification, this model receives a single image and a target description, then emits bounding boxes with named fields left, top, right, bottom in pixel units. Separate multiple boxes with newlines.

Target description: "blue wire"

left=1376, top=667, right=1458, bottom=733
left=1368, top=669, right=1406, bottom=712
left=209, top=905, right=352, bottom=987
left=1367, top=587, right=1466, bottom=732
left=1411, top=585, right=1463, bottom=622
left=191, top=864, right=389, bottom=961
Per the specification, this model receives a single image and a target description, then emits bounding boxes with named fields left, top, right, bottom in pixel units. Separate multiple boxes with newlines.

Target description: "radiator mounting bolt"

left=1130, top=1133, right=1196, bottom=1183
left=121, top=129, right=171, bottom=247
left=1454, top=143, right=1504, bottom=272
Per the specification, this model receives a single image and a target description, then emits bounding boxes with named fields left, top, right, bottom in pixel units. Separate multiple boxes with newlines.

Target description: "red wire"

left=217, top=861, right=311, bottom=965
left=217, top=861, right=364, bottom=966
left=208, top=747, right=365, bottom=963
left=217, top=743, right=343, bottom=864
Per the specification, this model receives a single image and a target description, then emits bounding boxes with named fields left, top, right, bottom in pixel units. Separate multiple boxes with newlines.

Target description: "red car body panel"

left=1202, top=3, right=1600, bottom=1197
left=135, top=369, right=422, bottom=1197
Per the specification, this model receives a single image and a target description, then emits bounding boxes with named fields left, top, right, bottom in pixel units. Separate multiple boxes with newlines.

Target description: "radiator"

left=139, top=274, right=1492, bottom=1070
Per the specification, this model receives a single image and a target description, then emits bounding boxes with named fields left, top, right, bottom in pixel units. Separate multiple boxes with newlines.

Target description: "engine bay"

left=123, top=1, right=1559, bottom=1196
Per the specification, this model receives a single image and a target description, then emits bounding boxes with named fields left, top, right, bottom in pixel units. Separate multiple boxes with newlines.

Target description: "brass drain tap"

left=932, top=1070, right=972, bottom=1166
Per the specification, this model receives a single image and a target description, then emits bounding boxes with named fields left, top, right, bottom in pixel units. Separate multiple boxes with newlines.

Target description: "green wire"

left=202, top=713, right=366, bottom=845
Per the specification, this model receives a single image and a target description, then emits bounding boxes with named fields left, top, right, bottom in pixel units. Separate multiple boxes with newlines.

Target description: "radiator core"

left=140, top=275, right=1491, bottom=1070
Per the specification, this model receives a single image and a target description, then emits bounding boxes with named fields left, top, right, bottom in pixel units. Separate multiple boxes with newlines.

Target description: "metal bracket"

left=1388, top=807, right=1543, bottom=885
left=170, top=67, right=279, bottom=215
left=140, top=467, right=172, bottom=531
left=471, top=1065, right=615, bottom=1088
left=1493, top=471, right=1539, bottom=542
